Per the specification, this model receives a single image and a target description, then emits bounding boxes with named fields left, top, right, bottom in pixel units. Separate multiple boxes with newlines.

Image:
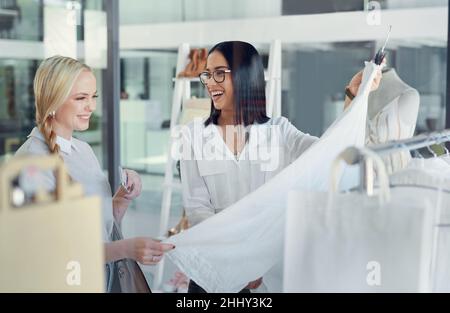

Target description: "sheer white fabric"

left=164, top=62, right=380, bottom=293
left=366, top=98, right=416, bottom=174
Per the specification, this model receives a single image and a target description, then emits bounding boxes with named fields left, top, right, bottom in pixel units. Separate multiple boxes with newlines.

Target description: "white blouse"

left=15, top=127, right=114, bottom=242
left=180, top=117, right=318, bottom=226
left=366, top=96, right=417, bottom=174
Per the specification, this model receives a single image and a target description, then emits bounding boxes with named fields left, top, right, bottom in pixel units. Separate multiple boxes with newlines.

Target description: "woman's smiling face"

left=54, top=70, right=98, bottom=137
left=204, top=51, right=234, bottom=113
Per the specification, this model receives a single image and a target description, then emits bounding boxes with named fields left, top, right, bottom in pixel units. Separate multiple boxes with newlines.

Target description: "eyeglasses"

left=199, top=69, right=231, bottom=85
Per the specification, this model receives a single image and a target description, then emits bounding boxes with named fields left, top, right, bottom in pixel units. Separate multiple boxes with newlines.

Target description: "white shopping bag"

left=284, top=148, right=436, bottom=292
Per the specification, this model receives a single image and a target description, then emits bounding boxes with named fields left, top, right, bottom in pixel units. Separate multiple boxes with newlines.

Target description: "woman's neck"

left=218, top=109, right=236, bottom=126
left=52, top=122, right=73, bottom=140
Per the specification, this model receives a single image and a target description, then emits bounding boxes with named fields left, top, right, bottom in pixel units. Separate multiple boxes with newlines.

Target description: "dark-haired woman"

left=180, top=41, right=382, bottom=293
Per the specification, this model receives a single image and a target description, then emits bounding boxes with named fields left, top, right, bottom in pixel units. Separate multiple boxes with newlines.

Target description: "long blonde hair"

left=34, top=56, right=91, bottom=154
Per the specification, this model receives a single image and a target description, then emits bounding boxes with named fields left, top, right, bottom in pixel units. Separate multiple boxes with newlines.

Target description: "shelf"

left=172, top=77, right=200, bottom=82
left=0, top=9, right=19, bottom=17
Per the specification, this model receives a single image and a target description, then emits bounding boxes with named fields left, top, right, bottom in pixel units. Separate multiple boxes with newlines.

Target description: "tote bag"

left=0, top=155, right=104, bottom=292
left=283, top=148, right=436, bottom=292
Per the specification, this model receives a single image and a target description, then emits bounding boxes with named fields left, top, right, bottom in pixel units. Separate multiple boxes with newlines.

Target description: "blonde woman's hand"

left=119, top=169, right=142, bottom=200
left=126, top=237, right=175, bottom=265
left=113, top=169, right=142, bottom=223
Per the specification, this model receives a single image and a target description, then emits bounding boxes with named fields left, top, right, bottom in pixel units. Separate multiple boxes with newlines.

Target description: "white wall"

left=119, top=0, right=282, bottom=25
left=120, top=0, right=182, bottom=25
left=120, top=7, right=448, bottom=50
left=387, top=0, right=446, bottom=9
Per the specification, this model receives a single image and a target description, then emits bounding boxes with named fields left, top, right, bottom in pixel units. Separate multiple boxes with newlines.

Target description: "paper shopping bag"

left=283, top=148, right=435, bottom=292
left=0, top=155, right=104, bottom=292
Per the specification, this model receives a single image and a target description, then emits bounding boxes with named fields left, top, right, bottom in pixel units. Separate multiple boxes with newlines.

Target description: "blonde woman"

left=15, top=56, right=174, bottom=292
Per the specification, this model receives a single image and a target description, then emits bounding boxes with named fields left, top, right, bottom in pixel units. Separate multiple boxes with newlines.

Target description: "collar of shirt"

left=28, top=127, right=78, bottom=155
left=206, top=123, right=271, bottom=145
left=196, top=123, right=272, bottom=162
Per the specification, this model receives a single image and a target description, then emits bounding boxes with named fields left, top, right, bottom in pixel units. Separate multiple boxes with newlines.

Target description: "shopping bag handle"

left=328, top=146, right=390, bottom=208
left=0, top=155, right=83, bottom=212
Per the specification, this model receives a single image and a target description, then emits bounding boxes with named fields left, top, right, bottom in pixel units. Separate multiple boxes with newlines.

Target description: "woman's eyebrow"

left=73, top=91, right=98, bottom=96
left=205, top=65, right=229, bottom=71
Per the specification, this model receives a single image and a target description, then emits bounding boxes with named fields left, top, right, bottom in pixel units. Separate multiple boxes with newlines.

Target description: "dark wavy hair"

left=204, top=41, right=270, bottom=127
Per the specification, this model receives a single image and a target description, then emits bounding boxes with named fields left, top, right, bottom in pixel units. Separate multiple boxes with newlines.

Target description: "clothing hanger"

left=347, top=141, right=450, bottom=194
left=360, top=142, right=450, bottom=194
left=427, top=142, right=438, bottom=158
left=348, top=180, right=450, bottom=196
left=412, top=148, right=426, bottom=170
left=442, top=135, right=450, bottom=157
left=378, top=141, right=450, bottom=193
left=411, top=148, right=424, bottom=159
left=386, top=139, right=450, bottom=196
left=388, top=183, right=450, bottom=195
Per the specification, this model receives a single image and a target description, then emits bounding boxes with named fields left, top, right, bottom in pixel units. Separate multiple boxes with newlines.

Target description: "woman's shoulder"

left=72, top=136, right=91, bottom=151
left=265, top=116, right=289, bottom=126
left=15, top=127, right=60, bottom=157
left=256, top=116, right=294, bottom=131
left=256, top=117, right=313, bottom=142
left=186, top=117, right=208, bottom=130
left=15, top=135, right=50, bottom=157
left=71, top=137, right=99, bottom=160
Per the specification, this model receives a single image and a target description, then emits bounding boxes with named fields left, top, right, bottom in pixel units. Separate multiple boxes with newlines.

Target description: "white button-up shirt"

left=180, top=117, right=318, bottom=226
left=15, top=127, right=114, bottom=242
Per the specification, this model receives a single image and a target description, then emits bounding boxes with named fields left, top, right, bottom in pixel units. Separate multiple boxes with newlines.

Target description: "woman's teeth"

left=211, top=91, right=224, bottom=100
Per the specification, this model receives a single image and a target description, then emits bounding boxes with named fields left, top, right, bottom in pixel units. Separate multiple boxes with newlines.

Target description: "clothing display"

left=164, top=62, right=381, bottom=292
left=366, top=68, right=420, bottom=174
left=178, top=48, right=208, bottom=78
left=2, top=1, right=449, bottom=296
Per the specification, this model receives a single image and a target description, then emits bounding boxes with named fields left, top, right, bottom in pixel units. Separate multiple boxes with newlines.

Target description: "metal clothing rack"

left=368, top=129, right=450, bottom=156
left=339, top=129, right=450, bottom=195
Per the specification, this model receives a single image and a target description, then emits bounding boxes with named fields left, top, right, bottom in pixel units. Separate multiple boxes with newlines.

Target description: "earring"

left=49, top=111, right=56, bottom=118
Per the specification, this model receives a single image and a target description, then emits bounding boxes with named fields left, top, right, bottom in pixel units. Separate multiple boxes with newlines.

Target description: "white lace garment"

left=164, top=62, right=381, bottom=292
